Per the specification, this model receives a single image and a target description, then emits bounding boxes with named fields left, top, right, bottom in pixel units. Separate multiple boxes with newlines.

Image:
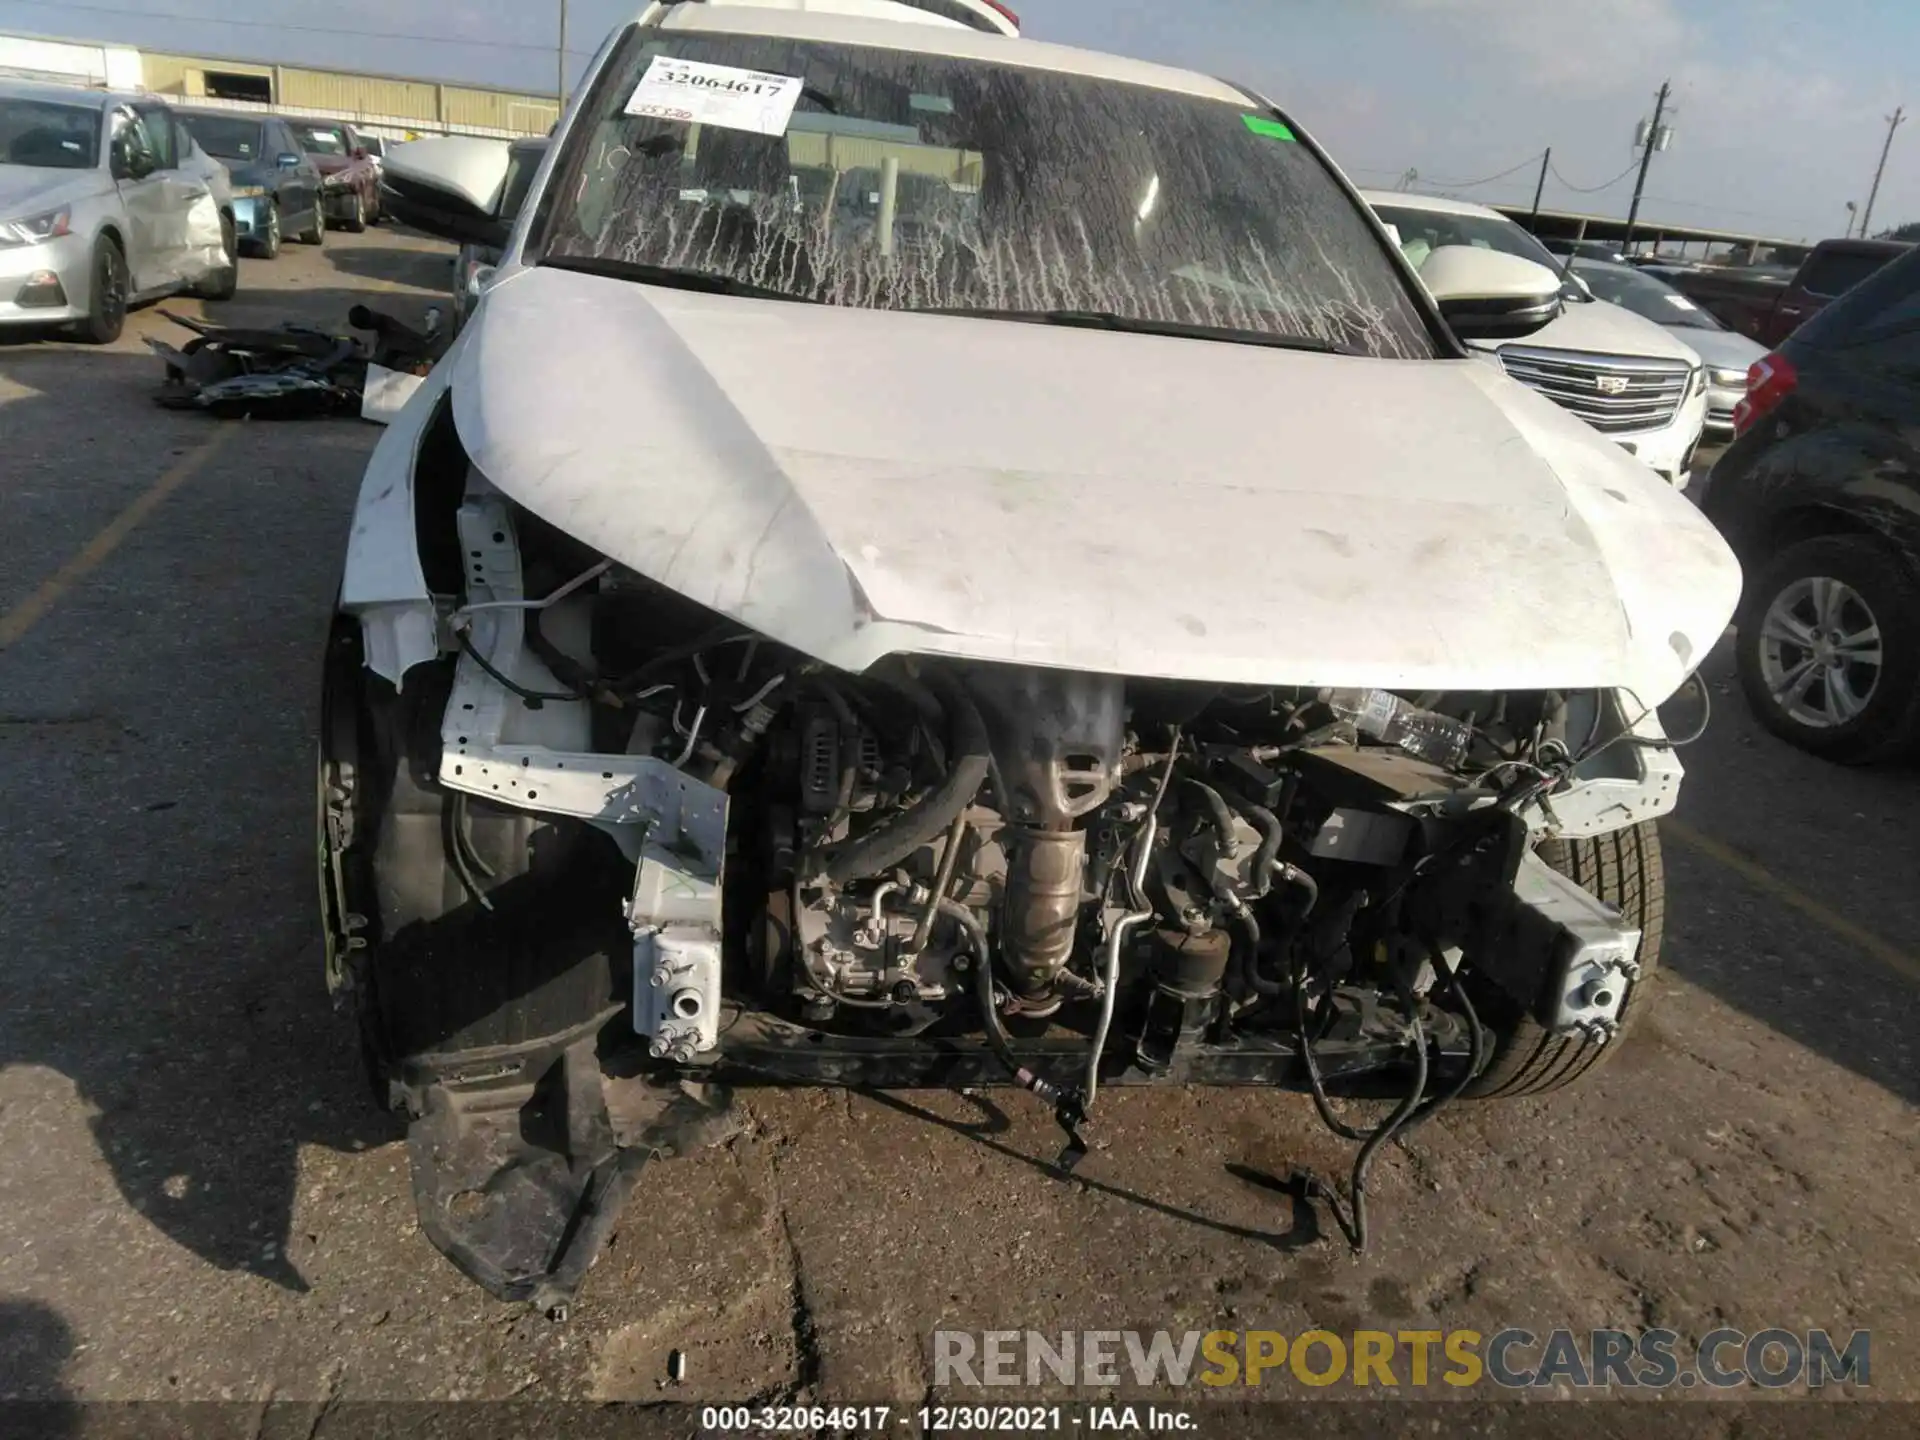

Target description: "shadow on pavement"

left=172, top=284, right=450, bottom=344
left=323, top=242, right=459, bottom=295
left=0, top=345, right=401, bottom=1297
left=0, top=1297, right=76, bottom=1422
left=857, top=1089, right=1324, bottom=1252
left=1652, top=644, right=1920, bottom=1107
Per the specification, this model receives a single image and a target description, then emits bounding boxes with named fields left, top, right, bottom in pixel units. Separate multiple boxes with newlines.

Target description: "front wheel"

left=297, top=201, right=325, bottom=246
left=343, top=190, right=367, bottom=234
left=256, top=200, right=281, bottom=259
left=1735, top=533, right=1920, bottom=763
left=75, top=235, right=128, bottom=344
left=1465, top=822, right=1665, bottom=1098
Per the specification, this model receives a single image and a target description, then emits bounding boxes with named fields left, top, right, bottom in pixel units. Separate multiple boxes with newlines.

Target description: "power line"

left=1415, top=151, right=1548, bottom=190
left=1548, top=159, right=1641, bottom=194
left=0, top=0, right=596, bottom=56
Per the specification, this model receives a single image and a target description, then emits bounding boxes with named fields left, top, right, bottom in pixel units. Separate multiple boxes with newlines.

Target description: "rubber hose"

left=1182, top=777, right=1238, bottom=844
left=1235, top=800, right=1285, bottom=894
left=947, top=897, right=1063, bottom=1104
left=823, top=680, right=990, bottom=886
left=1234, top=907, right=1284, bottom=998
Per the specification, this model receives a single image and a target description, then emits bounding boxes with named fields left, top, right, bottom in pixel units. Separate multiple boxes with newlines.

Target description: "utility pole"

left=557, top=0, right=569, bottom=105
left=1859, top=106, right=1905, bottom=239
left=1845, top=200, right=1858, bottom=238
left=1622, top=80, right=1672, bottom=254
left=1529, top=146, right=1551, bottom=225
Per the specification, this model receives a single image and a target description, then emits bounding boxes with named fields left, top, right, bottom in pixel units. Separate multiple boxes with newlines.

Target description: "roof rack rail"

left=682, top=0, right=1019, bottom=37
left=908, top=0, right=1021, bottom=34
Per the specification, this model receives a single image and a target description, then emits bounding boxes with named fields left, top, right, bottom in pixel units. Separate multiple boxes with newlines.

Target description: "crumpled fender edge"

left=339, top=346, right=468, bottom=689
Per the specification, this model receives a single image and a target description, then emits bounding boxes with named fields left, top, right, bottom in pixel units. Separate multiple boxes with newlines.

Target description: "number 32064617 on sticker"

left=623, top=55, right=804, bottom=136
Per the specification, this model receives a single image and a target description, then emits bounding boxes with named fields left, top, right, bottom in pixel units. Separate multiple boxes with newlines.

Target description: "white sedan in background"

left=0, top=78, right=238, bottom=343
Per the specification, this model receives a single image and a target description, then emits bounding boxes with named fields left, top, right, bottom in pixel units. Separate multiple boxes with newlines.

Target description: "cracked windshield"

left=539, top=30, right=1437, bottom=358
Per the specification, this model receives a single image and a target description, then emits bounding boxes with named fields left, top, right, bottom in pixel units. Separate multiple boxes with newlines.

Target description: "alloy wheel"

left=97, top=247, right=126, bottom=329
left=1758, top=574, right=1883, bottom=728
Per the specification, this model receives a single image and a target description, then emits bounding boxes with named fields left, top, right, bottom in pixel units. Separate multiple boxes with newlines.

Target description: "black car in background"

left=1701, top=244, right=1920, bottom=762
left=174, top=108, right=324, bottom=258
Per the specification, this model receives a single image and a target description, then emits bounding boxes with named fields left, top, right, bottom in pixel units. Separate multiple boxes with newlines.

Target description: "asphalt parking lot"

left=2, top=226, right=1918, bottom=1424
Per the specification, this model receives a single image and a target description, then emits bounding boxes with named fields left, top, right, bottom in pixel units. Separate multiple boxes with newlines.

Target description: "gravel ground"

left=1, top=227, right=1916, bottom=1438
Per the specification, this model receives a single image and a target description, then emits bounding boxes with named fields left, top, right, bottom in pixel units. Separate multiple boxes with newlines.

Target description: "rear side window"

left=135, top=104, right=178, bottom=169
left=1795, top=246, right=1920, bottom=348
left=1797, top=248, right=1896, bottom=298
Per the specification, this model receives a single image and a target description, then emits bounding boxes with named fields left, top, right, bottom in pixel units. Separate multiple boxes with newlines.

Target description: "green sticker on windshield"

left=1243, top=115, right=1296, bottom=141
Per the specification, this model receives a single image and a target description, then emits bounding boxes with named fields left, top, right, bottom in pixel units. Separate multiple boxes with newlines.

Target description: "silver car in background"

left=1572, top=258, right=1768, bottom=437
left=0, top=79, right=239, bottom=344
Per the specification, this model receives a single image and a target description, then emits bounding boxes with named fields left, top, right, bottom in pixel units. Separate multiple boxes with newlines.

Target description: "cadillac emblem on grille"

left=1595, top=374, right=1631, bottom=395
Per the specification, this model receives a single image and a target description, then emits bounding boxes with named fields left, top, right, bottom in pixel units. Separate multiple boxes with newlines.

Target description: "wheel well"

left=1762, top=503, right=1900, bottom=558
left=96, top=223, right=125, bottom=256
left=414, top=396, right=473, bottom=593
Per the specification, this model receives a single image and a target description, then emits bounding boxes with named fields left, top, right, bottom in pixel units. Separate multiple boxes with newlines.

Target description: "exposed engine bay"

left=324, top=481, right=1694, bottom=1308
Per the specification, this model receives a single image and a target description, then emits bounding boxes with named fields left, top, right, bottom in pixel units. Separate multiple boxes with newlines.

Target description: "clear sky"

left=0, top=0, right=1911, bottom=240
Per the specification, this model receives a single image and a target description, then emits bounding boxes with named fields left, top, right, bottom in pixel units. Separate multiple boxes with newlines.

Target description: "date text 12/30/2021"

left=699, top=1405, right=1198, bottom=1433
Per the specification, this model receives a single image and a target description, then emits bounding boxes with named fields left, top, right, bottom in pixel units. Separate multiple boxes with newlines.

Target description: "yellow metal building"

left=133, top=48, right=558, bottom=140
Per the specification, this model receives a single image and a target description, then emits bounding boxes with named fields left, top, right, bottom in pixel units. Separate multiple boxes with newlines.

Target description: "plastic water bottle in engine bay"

left=1325, top=688, right=1473, bottom=769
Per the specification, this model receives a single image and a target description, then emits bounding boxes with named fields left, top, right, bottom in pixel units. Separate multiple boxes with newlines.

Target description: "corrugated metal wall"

left=786, top=133, right=983, bottom=184
left=135, top=49, right=557, bottom=139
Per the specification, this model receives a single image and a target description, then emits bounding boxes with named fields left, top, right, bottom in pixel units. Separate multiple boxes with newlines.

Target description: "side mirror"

left=1418, top=245, right=1564, bottom=341
left=112, top=145, right=154, bottom=181
left=277, top=152, right=301, bottom=169
left=381, top=136, right=514, bottom=249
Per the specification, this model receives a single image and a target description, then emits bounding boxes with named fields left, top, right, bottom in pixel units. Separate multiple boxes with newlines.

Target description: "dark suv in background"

left=1654, top=238, right=1912, bottom=347
left=1702, top=245, right=1920, bottom=762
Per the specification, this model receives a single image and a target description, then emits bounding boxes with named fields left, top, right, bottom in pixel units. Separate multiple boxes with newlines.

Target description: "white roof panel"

left=655, top=3, right=1254, bottom=104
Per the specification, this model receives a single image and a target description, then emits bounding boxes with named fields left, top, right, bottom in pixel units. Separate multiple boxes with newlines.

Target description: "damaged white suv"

left=326, top=0, right=1741, bottom=1307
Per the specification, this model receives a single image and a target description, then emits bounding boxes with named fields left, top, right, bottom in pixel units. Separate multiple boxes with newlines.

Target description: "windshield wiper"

left=918, top=307, right=1356, bottom=354
left=539, top=254, right=815, bottom=302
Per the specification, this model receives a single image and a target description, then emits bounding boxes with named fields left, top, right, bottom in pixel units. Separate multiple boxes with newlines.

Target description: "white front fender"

left=338, top=345, right=464, bottom=688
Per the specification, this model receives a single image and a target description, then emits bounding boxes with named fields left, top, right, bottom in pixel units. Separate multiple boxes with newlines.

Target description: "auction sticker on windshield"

left=624, top=56, right=804, bottom=136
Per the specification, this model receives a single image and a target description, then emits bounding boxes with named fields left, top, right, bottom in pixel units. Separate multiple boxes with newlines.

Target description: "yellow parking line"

left=0, top=427, right=233, bottom=652
left=1664, top=818, right=1920, bottom=988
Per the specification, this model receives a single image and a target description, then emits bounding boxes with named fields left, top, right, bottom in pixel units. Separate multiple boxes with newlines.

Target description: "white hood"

left=1672, top=324, right=1768, bottom=373
left=449, top=265, right=1741, bottom=703
left=1487, top=293, right=1704, bottom=366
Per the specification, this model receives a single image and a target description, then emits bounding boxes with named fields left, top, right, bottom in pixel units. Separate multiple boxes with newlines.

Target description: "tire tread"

left=1467, top=821, right=1665, bottom=1099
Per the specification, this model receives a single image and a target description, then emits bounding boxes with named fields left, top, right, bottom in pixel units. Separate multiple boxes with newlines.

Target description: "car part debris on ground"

left=147, top=304, right=442, bottom=421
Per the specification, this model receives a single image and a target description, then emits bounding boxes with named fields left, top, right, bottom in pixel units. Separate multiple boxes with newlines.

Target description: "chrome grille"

left=1497, top=346, right=1694, bottom=435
